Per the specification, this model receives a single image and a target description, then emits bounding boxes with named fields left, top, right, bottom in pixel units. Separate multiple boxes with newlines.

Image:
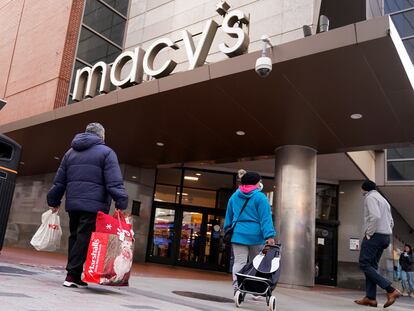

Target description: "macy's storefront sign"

left=73, top=5, right=250, bottom=101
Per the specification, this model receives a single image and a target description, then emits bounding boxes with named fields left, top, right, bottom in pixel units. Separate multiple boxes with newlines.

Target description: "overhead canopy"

left=1, top=16, right=414, bottom=176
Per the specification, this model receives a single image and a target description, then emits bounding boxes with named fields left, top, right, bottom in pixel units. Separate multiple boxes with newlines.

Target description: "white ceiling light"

left=156, top=142, right=164, bottom=147
left=236, top=130, right=246, bottom=136
left=132, top=176, right=137, bottom=179
left=195, top=173, right=202, bottom=176
left=54, top=156, right=60, bottom=160
left=184, top=176, right=199, bottom=181
left=350, top=114, right=363, bottom=120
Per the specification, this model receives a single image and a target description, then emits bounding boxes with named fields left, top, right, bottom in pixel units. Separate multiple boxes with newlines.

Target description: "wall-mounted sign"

left=73, top=3, right=250, bottom=101
left=350, top=238, right=360, bottom=251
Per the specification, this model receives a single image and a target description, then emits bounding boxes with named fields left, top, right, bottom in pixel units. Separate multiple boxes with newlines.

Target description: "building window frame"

left=385, top=149, right=414, bottom=183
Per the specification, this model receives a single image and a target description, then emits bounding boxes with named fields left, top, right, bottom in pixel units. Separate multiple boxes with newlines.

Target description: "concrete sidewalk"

left=0, top=247, right=413, bottom=311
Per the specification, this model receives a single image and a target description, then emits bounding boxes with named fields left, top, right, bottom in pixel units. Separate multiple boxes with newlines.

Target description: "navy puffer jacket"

left=47, top=133, right=128, bottom=213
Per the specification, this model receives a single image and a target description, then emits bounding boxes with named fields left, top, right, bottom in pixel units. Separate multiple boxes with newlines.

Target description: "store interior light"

left=156, top=142, right=164, bottom=147
left=195, top=173, right=202, bottom=176
left=350, top=113, right=363, bottom=120
left=236, top=130, right=246, bottom=136
left=54, top=156, right=60, bottom=160
left=184, top=176, right=199, bottom=181
left=132, top=176, right=137, bottom=179
left=177, top=192, right=189, bottom=196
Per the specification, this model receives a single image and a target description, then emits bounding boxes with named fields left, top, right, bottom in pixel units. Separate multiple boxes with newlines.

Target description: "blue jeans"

left=401, top=270, right=414, bottom=293
left=359, top=233, right=392, bottom=299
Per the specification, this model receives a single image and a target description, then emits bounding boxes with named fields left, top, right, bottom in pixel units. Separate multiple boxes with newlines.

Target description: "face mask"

left=258, top=182, right=264, bottom=191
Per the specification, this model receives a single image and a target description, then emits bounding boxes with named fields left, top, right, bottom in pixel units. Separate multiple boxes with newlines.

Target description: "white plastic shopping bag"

left=30, top=210, right=62, bottom=252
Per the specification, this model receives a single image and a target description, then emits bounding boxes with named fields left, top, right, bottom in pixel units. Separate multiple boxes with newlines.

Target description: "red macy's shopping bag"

left=95, top=211, right=134, bottom=239
left=83, top=232, right=134, bottom=286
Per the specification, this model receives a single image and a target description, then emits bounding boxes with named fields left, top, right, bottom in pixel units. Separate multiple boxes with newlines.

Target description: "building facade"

left=1, top=0, right=414, bottom=290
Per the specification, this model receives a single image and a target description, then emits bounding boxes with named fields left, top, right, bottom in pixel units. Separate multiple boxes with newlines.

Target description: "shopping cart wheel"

left=268, top=295, right=276, bottom=311
left=234, top=291, right=243, bottom=307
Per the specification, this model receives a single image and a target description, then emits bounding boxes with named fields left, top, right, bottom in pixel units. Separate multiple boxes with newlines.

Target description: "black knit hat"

left=241, top=171, right=261, bottom=185
left=361, top=180, right=376, bottom=192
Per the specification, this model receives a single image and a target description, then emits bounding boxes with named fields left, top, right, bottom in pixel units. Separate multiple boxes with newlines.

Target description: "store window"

left=84, top=0, right=126, bottom=46
left=390, top=9, right=414, bottom=38
left=387, top=148, right=414, bottom=181
left=386, top=1, right=414, bottom=65
left=404, top=38, right=414, bottom=63
left=68, top=0, right=129, bottom=103
left=316, top=184, right=338, bottom=221
left=101, top=0, right=129, bottom=16
left=182, top=170, right=234, bottom=208
left=384, top=0, right=414, bottom=14
left=77, top=27, right=121, bottom=65
left=149, top=208, right=175, bottom=259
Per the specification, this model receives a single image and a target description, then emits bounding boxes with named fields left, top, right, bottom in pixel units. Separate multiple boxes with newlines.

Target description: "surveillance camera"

left=255, top=56, right=272, bottom=78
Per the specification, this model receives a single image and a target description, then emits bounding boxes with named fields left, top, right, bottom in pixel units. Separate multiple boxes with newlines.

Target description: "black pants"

left=66, top=211, right=96, bottom=278
left=359, top=233, right=392, bottom=299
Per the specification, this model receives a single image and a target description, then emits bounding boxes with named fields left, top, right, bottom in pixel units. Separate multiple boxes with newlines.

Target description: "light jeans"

left=232, top=244, right=263, bottom=289
left=401, top=270, right=414, bottom=293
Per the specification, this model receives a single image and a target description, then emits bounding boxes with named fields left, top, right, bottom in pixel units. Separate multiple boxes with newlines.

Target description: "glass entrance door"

left=148, top=207, right=176, bottom=264
left=178, top=211, right=203, bottom=263
left=315, top=224, right=338, bottom=286
left=203, top=214, right=228, bottom=270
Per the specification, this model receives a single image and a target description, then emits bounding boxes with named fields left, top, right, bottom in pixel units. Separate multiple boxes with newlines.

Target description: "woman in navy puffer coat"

left=47, top=123, right=128, bottom=288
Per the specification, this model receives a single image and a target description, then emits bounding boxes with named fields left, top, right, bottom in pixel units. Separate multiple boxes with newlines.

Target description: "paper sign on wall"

left=317, top=238, right=325, bottom=245
left=350, top=238, right=360, bottom=251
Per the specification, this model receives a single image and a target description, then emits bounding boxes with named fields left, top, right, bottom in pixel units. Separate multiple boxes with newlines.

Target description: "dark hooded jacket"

left=47, top=133, right=128, bottom=213
left=399, top=250, right=414, bottom=272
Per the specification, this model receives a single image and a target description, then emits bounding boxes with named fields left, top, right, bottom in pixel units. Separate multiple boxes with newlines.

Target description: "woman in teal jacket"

left=224, top=170, right=276, bottom=292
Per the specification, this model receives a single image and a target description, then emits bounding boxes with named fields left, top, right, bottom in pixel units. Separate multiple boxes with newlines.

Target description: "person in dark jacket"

left=399, top=244, right=414, bottom=297
left=47, top=123, right=128, bottom=288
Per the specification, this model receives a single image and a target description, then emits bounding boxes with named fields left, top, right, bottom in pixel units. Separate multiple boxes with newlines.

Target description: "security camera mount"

left=260, top=35, right=273, bottom=57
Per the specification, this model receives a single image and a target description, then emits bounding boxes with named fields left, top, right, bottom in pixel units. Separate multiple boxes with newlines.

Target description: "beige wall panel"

left=0, top=0, right=24, bottom=98
left=0, top=79, right=59, bottom=125
left=6, top=0, right=72, bottom=97
left=146, top=0, right=172, bottom=11
left=125, top=0, right=319, bottom=77
left=129, top=0, right=147, bottom=18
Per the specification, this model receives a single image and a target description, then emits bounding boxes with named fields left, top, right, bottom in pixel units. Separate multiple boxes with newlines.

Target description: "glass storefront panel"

left=390, top=10, right=414, bottom=38
left=387, top=147, right=414, bottom=159
left=182, top=188, right=216, bottom=208
left=183, top=170, right=233, bottom=190
left=179, top=212, right=203, bottom=263
left=150, top=208, right=175, bottom=259
left=154, top=184, right=179, bottom=203
left=203, top=215, right=228, bottom=269
left=77, top=27, right=121, bottom=65
left=385, top=0, right=414, bottom=14
left=262, top=178, right=274, bottom=206
left=316, top=184, right=338, bottom=221
left=403, top=37, right=414, bottom=64
left=84, top=0, right=126, bottom=45
left=102, top=0, right=129, bottom=16
left=156, top=168, right=182, bottom=186
left=387, top=161, right=414, bottom=180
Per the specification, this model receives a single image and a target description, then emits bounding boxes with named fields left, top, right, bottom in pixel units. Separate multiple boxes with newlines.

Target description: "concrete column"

left=274, top=145, right=317, bottom=287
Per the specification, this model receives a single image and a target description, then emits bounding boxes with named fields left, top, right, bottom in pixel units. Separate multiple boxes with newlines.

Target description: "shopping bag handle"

left=114, top=210, right=125, bottom=231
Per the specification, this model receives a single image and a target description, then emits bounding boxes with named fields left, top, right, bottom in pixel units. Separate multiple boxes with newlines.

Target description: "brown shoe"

left=383, top=289, right=401, bottom=308
left=354, top=297, right=378, bottom=307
